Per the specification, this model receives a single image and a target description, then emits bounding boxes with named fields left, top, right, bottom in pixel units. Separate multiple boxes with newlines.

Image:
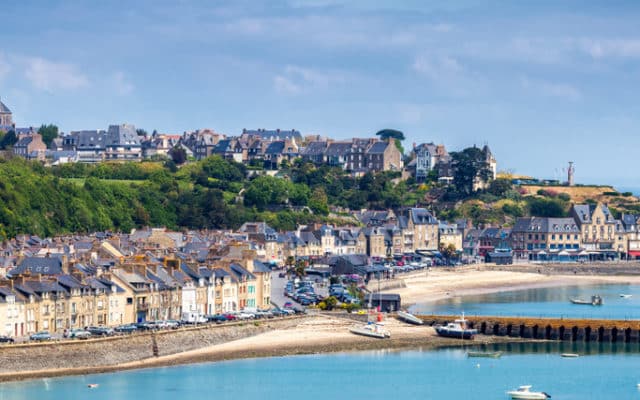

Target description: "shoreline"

left=3, top=268, right=640, bottom=384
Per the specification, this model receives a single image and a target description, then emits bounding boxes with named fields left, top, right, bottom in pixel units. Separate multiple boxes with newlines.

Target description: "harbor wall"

left=0, top=317, right=306, bottom=380
left=420, top=315, right=640, bottom=343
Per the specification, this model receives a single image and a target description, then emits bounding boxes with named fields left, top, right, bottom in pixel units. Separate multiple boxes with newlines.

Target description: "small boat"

left=561, top=353, right=579, bottom=358
left=396, top=310, right=423, bottom=325
left=349, top=322, right=390, bottom=339
left=570, top=295, right=603, bottom=306
left=620, top=294, right=632, bottom=299
left=467, top=351, right=502, bottom=358
left=434, top=313, right=477, bottom=340
left=87, top=384, right=99, bottom=389
left=507, top=385, right=551, bottom=399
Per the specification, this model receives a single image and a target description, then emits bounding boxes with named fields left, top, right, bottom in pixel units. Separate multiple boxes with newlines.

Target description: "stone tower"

left=0, top=98, right=13, bottom=128
left=567, top=161, right=575, bottom=186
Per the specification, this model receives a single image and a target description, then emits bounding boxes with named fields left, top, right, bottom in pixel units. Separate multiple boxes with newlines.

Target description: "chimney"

left=241, top=250, right=256, bottom=273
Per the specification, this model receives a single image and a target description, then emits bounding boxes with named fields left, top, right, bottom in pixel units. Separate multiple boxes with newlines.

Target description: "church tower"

left=0, top=97, right=14, bottom=129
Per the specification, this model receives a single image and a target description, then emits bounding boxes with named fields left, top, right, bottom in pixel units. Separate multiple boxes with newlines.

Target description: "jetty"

left=420, top=315, right=640, bottom=343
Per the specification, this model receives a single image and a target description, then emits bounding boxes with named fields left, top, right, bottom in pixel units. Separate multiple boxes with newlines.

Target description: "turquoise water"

left=2, top=343, right=640, bottom=399
left=410, top=283, right=640, bottom=319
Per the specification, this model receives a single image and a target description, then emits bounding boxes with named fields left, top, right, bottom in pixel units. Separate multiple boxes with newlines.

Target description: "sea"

left=409, top=283, right=640, bottom=319
left=3, top=284, right=640, bottom=400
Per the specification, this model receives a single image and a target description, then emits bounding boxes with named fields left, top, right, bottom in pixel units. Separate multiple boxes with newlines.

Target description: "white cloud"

left=273, top=65, right=344, bottom=95
left=111, top=71, right=134, bottom=95
left=580, top=38, right=640, bottom=59
left=520, top=77, right=581, bottom=101
left=24, top=57, right=89, bottom=92
left=412, top=54, right=463, bottom=79
left=274, top=75, right=302, bottom=95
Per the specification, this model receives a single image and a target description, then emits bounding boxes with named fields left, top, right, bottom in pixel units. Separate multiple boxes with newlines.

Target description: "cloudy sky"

left=1, top=1, right=640, bottom=186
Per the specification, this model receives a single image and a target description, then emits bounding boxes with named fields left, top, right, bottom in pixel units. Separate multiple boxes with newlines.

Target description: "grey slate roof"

left=265, top=141, right=285, bottom=155
left=242, top=129, right=302, bottom=142
left=0, top=100, right=11, bottom=113
left=409, top=208, right=438, bottom=225
left=366, top=141, right=388, bottom=154
left=325, top=142, right=352, bottom=156
left=9, top=257, right=63, bottom=276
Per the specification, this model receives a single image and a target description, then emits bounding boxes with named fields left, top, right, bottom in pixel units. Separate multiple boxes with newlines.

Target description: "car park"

left=30, top=331, right=52, bottom=341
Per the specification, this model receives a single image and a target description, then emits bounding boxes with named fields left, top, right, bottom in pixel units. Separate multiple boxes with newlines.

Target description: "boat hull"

left=396, top=311, right=423, bottom=325
left=467, top=351, right=502, bottom=358
left=435, top=326, right=477, bottom=340
left=349, top=326, right=390, bottom=339
left=507, top=392, right=548, bottom=400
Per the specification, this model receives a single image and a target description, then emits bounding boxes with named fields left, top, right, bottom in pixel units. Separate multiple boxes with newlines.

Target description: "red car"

left=223, top=313, right=237, bottom=321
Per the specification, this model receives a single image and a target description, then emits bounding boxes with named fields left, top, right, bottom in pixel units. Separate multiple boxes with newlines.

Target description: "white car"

left=237, top=311, right=255, bottom=320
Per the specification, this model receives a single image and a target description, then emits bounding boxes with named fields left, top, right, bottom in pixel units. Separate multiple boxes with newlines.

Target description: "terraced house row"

left=0, top=243, right=271, bottom=338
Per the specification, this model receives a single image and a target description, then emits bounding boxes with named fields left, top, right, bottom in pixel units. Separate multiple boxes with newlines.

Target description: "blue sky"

left=1, top=1, right=640, bottom=185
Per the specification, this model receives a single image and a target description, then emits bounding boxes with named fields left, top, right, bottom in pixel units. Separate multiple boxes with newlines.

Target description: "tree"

left=136, top=129, right=148, bottom=137
left=375, top=129, right=405, bottom=154
left=439, top=243, right=457, bottom=264
left=308, top=187, right=329, bottom=215
left=450, top=147, right=492, bottom=196
left=169, top=146, right=187, bottom=165
left=487, top=178, right=513, bottom=197
left=0, top=130, right=16, bottom=149
left=38, top=124, right=59, bottom=147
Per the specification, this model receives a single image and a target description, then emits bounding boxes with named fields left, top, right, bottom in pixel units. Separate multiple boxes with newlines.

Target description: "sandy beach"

left=2, top=268, right=639, bottom=383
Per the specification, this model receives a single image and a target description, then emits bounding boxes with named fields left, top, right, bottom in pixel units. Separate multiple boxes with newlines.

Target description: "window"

left=551, top=235, right=556, bottom=240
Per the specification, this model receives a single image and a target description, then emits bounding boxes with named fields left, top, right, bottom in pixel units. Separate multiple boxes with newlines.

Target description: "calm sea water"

left=2, top=343, right=640, bottom=400
left=409, top=283, right=640, bottom=319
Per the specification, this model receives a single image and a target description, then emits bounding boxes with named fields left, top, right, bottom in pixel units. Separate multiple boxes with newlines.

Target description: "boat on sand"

left=396, top=310, right=423, bottom=325
left=349, top=322, right=390, bottom=339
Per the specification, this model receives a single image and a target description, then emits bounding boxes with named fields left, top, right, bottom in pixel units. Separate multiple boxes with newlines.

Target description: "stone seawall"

left=0, top=317, right=305, bottom=379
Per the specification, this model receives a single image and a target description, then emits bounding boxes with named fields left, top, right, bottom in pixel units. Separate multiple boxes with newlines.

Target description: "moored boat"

left=434, top=313, right=477, bottom=340
left=87, top=384, right=99, bottom=389
left=349, top=322, right=390, bottom=339
left=569, top=295, right=603, bottom=305
left=507, top=385, right=551, bottom=399
left=620, top=294, right=632, bottom=299
left=467, top=351, right=502, bottom=358
left=396, top=310, right=423, bottom=325
left=561, top=353, right=579, bottom=358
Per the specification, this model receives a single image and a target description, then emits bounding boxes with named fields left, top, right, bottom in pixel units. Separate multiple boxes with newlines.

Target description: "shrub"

left=558, top=193, right=571, bottom=202
left=622, top=192, right=633, bottom=197
left=603, top=191, right=620, bottom=196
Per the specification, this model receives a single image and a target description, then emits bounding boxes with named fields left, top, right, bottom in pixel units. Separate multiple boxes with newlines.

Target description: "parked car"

left=86, top=326, right=115, bottom=336
left=65, top=328, right=91, bottom=340
left=222, top=313, right=237, bottom=321
left=0, top=335, right=15, bottom=343
left=30, top=331, right=52, bottom=341
left=207, top=314, right=229, bottom=323
left=270, top=308, right=287, bottom=317
left=164, top=320, right=181, bottom=329
left=135, top=321, right=155, bottom=331
left=115, top=324, right=138, bottom=334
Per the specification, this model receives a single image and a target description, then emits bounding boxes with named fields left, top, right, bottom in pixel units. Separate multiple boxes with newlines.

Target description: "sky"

left=1, top=1, right=640, bottom=186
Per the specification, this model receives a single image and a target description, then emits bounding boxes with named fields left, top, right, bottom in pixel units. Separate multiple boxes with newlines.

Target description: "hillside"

left=518, top=185, right=637, bottom=203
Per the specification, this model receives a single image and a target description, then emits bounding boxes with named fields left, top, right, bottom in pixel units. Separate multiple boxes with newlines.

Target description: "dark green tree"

left=0, top=130, right=17, bottom=149
left=136, top=129, right=148, bottom=136
left=375, top=129, right=405, bottom=154
left=487, top=178, right=512, bottom=197
left=450, top=147, right=492, bottom=196
left=38, top=124, right=59, bottom=147
left=169, top=146, right=187, bottom=165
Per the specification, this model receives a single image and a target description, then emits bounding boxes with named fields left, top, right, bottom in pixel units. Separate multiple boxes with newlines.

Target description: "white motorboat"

left=507, top=385, right=550, bottom=399
left=561, top=353, right=579, bottom=358
left=349, top=322, right=390, bottom=339
left=620, top=294, right=632, bottom=299
left=396, top=310, right=423, bottom=325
